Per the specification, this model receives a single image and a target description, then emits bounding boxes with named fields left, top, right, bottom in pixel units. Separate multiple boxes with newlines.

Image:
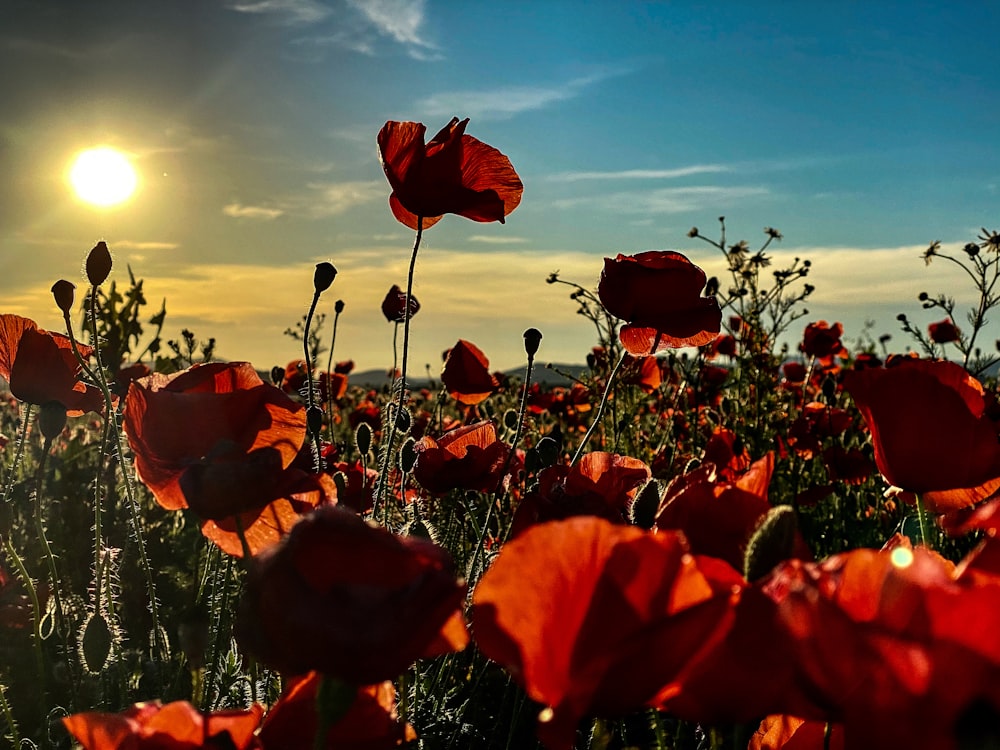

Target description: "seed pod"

left=86, top=241, right=113, bottom=285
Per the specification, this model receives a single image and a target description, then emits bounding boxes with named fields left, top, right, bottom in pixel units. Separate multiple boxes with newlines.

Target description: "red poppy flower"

left=377, top=117, right=523, bottom=230
left=440, top=339, right=500, bottom=405
left=281, top=359, right=309, bottom=396
left=259, top=672, right=416, bottom=750
left=124, top=362, right=331, bottom=555
left=799, top=321, right=847, bottom=359
left=597, top=251, right=721, bottom=356
left=621, top=354, right=661, bottom=393
left=748, top=715, right=844, bottom=750
left=929, top=318, right=961, bottom=344
left=761, top=546, right=1000, bottom=750
left=62, top=701, right=263, bottom=750
left=701, top=427, right=751, bottom=481
left=380, top=284, right=420, bottom=323
left=509, top=451, right=651, bottom=536
left=327, top=459, right=378, bottom=514
left=472, top=516, right=755, bottom=750
left=782, top=362, right=807, bottom=384
left=412, top=421, right=510, bottom=496
left=654, top=453, right=811, bottom=573
left=844, top=358, right=1000, bottom=511
left=0, top=314, right=103, bottom=415
left=236, top=505, right=468, bottom=684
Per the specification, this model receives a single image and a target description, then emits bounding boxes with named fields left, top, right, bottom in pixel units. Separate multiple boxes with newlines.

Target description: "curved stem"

left=571, top=351, right=628, bottom=465
left=324, top=307, right=342, bottom=444
left=375, top=219, right=423, bottom=516
left=302, top=290, right=323, bottom=470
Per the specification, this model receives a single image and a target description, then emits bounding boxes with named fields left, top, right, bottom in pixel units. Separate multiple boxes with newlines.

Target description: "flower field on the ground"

left=1, top=119, right=999, bottom=750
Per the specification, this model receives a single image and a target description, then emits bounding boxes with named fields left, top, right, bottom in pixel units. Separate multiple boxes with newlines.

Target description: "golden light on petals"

left=68, top=147, right=138, bottom=207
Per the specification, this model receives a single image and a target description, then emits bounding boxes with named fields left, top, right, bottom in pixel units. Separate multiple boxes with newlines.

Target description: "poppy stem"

left=303, top=289, right=324, bottom=471
left=915, top=495, right=934, bottom=549
left=0, top=682, right=20, bottom=749
left=62, top=297, right=168, bottom=669
left=571, top=351, right=628, bottom=466
left=374, top=219, right=423, bottom=517
left=324, top=302, right=343, bottom=445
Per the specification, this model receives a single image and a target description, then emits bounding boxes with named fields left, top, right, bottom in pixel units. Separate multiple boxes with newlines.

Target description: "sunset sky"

left=2, top=1, right=998, bottom=373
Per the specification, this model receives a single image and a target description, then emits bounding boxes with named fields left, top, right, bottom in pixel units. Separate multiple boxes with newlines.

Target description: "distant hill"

left=348, top=363, right=591, bottom=389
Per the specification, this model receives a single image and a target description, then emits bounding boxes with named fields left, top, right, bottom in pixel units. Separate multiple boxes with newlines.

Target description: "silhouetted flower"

left=381, top=284, right=420, bottom=323
left=412, top=421, right=509, bottom=495
left=598, top=251, right=721, bottom=356
left=440, top=339, right=500, bottom=405
left=236, top=505, right=468, bottom=684
left=844, top=358, right=1000, bottom=511
left=377, top=117, right=522, bottom=230
left=124, top=362, right=332, bottom=556
left=0, top=314, right=103, bottom=415
left=799, top=321, right=847, bottom=359
left=928, top=318, right=961, bottom=344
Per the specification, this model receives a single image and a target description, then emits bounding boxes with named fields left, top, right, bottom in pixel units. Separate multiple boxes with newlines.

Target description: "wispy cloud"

left=223, top=203, right=285, bottom=220
left=553, top=186, right=770, bottom=214
left=423, top=66, right=635, bottom=120
left=226, top=0, right=331, bottom=24
left=467, top=235, right=529, bottom=244
left=346, top=0, right=439, bottom=59
left=112, top=240, right=180, bottom=251
left=302, top=180, right=385, bottom=217
left=549, top=165, right=732, bottom=182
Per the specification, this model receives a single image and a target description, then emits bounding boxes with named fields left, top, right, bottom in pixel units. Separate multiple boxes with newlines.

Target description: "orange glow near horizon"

left=68, top=147, right=138, bottom=207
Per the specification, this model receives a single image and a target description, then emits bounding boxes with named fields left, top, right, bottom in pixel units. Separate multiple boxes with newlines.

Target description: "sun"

left=68, top=147, right=138, bottom=207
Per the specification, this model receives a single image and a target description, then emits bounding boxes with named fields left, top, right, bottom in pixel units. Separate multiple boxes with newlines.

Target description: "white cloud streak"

left=226, top=0, right=331, bottom=24
left=467, top=235, right=529, bottom=244
left=223, top=203, right=285, bottom=220
left=302, top=180, right=385, bottom=217
left=548, top=165, right=732, bottom=182
left=423, top=67, right=635, bottom=120
left=553, top=186, right=770, bottom=214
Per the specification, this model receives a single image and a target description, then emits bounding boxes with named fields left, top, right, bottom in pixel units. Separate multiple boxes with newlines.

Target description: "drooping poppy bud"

left=314, top=262, right=338, bottom=293
left=51, top=279, right=76, bottom=315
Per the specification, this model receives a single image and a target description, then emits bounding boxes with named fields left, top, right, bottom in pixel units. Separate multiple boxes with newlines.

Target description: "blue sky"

left=1, top=0, right=998, bottom=371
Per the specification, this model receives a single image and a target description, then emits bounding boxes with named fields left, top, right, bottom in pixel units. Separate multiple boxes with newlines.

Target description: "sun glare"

left=69, top=147, right=138, bottom=207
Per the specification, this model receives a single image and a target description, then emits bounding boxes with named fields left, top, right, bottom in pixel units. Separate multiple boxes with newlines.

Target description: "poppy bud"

left=502, top=409, right=519, bottom=431
left=270, top=366, right=284, bottom=385
left=51, top=279, right=76, bottom=314
left=743, top=505, right=798, bottom=581
left=533, top=436, right=560, bottom=469
left=394, top=407, right=411, bottom=433
left=355, top=423, right=372, bottom=456
left=399, top=437, right=417, bottom=473
left=523, top=328, right=543, bottom=357
left=314, top=262, right=338, bottom=293
left=628, top=479, right=662, bottom=530
left=307, top=405, right=324, bottom=436
left=38, top=400, right=68, bottom=440
left=334, top=299, right=345, bottom=314
left=403, top=517, right=437, bottom=542
left=86, top=241, right=113, bottom=285
left=331, top=471, right=348, bottom=500
left=822, top=375, right=837, bottom=403
left=80, top=612, right=113, bottom=674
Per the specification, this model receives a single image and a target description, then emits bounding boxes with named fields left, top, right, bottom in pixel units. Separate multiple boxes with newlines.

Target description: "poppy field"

left=3, top=118, right=1000, bottom=750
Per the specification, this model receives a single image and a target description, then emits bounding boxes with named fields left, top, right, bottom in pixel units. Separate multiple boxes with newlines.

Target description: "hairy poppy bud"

left=334, top=299, right=345, bottom=314
left=744, top=505, right=798, bottom=581
left=314, top=262, right=338, bottom=293
left=39, top=400, right=68, bottom=440
left=355, top=423, right=372, bottom=456
left=399, top=437, right=417, bottom=473
left=307, top=405, right=324, bottom=436
left=628, top=479, right=662, bottom=530
left=86, top=241, right=113, bottom=285
left=51, top=279, right=76, bottom=314
left=269, top=366, right=284, bottom=385
left=523, top=328, right=543, bottom=357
